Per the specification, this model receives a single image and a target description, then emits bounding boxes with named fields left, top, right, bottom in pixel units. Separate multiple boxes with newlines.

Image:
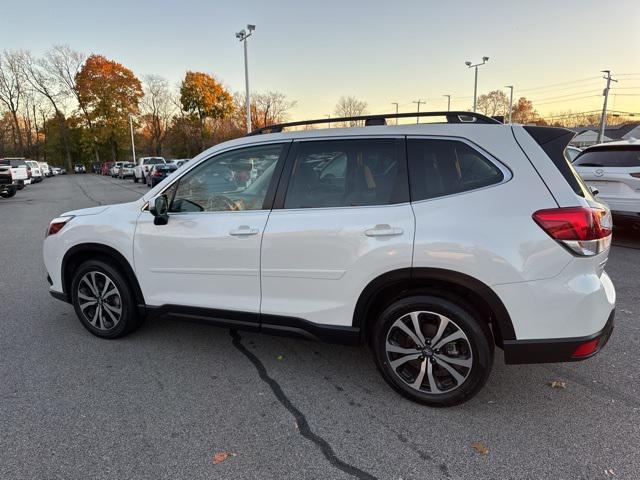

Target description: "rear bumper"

left=49, top=288, right=70, bottom=304
left=503, top=309, right=614, bottom=364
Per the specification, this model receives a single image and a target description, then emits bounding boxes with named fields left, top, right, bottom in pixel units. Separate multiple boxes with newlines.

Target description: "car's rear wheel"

left=372, top=295, right=493, bottom=407
left=71, top=259, right=142, bottom=339
left=16, top=180, right=24, bottom=190
left=134, top=176, right=139, bottom=183
left=1, top=186, right=17, bottom=198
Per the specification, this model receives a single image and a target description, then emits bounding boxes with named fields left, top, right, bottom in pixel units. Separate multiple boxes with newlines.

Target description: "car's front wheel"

left=1, top=186, right=17, bottom=198
left=372, top=294, right=493, bottom=407
left=71, top=259, right=142, bottom=339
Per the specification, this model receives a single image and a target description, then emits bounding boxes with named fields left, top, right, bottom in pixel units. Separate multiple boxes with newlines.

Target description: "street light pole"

left=465, top=57, right=489, bottom=112
left=412, top=100, right=424, bottom=123
left=129, top=114, right=136, bottom=164
left=443, top=95, right=451, bottom=112
left=505, top=85, right=514, bottom=124
left=236, top=24, right=256, bottom=134
left=391, top=102, right=399, bottom=124
left=597, top=70, right=617, bottom=144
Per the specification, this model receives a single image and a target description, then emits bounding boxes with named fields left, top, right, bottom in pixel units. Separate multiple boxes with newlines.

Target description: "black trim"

left=249, top=111, right=501, bottom=135
left=352, top=267, right=516, bottom=342
left=503, top=309, right=614, bottom=364
left=145, top=305, right=360, bottom=345
left=272, top=141, right=299, bottom=210
left=523, top=125, right=585, bottom=198
left=49, top=289, right=70, bottom=303
left=261, top=141, right=292, bottom=210
left=61, top=243, right=146, bottom=312
left=146, top=305, right=261, bottom=332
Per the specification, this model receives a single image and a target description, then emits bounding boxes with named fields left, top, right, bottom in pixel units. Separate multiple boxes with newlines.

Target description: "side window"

left=169, top=144, right=284, bottom=213
left=284, top=139, right=407, bottom=209
left=407, top=139, right=504, bottom=201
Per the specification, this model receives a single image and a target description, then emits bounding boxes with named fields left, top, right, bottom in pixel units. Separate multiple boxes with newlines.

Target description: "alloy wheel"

left=385, top=311, right=473, bottom=394
left=77, top=271, right=122, bottom=331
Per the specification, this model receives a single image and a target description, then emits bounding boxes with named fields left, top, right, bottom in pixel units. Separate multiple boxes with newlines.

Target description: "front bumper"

left=502, top=309, right=614, bottom=364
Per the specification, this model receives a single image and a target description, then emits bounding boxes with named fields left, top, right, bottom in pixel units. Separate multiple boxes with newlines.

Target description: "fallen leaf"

left=276, top=355, right=284, bottom=361
left=212, top=452, right=237, bottom=464
left=471, top=442, right=489, bottom=456
left=549, top=381, right=567, bottom=389
left=604, top=468, right=616, bottom=477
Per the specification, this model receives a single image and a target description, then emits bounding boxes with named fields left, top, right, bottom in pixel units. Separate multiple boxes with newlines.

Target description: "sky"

left=2, top=0, right=639, bottom=121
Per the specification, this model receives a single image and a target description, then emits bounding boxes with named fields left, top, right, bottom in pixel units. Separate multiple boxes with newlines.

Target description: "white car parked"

left=134, top=157, right=165, bottom=183
left=0, top=158, right=30, bottom=189
left=25, top=160, right=44, bottom=183
left=43, top=112, right=615, bottom=406
left=573, top=140, right=640, bottom=224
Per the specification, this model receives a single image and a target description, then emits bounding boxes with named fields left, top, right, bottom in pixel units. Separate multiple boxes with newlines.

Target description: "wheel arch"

left=61, top=243, right=146, bottom=313
left=353, top=267, right=515, bottom=347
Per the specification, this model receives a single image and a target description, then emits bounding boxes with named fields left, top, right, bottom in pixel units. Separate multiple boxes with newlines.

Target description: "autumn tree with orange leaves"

left=180, top=71, right=233, bottom=150
left=75, top=54, right=142, bottom=161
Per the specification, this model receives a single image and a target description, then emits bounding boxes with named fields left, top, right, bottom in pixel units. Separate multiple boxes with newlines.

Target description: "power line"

left=529, top=89, right=603, bottom=103
left=516, top=76, right=601, bottom=93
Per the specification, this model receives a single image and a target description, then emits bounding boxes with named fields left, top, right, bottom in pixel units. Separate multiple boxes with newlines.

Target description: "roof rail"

left=248, top=111, right=501, bottom=135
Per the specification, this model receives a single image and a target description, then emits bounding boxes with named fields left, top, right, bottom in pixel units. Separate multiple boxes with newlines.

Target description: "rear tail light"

left=46, top=216, right=74, bottom=237
left=533, top=207, right=612, bottom=256
left=153, top=170, right=162, bottom=176
left=572, top=338, right=600, bottom=358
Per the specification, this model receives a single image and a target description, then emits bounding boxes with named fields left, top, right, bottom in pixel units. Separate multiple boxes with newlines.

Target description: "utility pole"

left=236, top=24, right=256, bottom=134
left=129, top=114, right=136, bottom=164
left=443, top=95, right=451, bottom=112
left=391, top=102, right=399, bottom=124
left=412, top=100, right=424, bottom=123
left=325, top=114, right=331, bottom=128
left=465, top=57, right=489, bottom=112
left=597, top=70, right=617, bottom=144
left=505, top=86, right=514, bottom=124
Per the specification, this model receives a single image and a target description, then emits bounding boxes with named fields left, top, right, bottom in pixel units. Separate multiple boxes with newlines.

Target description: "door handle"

left=364, top=224, right=404, bottom=237
left=229, top=225, right=259, bottom=236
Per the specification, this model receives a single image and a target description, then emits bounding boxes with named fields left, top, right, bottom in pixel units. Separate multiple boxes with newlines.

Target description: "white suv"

left=43, top=112, right=615, bottom=406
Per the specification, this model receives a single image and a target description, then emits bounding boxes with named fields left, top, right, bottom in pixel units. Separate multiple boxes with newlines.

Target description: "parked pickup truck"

left=0, top=158, right=30, bottom=189
left=0, top=165, right=17, bottom=198
left=133, top=157, right=165, bottom=183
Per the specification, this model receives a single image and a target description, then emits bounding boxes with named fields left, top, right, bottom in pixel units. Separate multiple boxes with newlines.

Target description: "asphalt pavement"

left=1, top=173, right=639, bottom=480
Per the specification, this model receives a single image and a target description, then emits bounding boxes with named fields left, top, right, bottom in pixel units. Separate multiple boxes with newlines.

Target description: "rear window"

left=144, top=158, right=165, bottom=165
left=123, top=163, right=135, bottom=168
left=574, top=148, right=640, bottom=168
left=407, top=139, right=504, bottom=201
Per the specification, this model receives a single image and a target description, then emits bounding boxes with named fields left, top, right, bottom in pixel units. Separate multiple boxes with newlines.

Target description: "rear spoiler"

left=524, top=126, right=585, bottom=197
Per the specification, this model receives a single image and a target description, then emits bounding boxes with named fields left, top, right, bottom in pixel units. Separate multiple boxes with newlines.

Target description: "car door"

left=134, top=142, right=289, bottom=318
left=260, top=137, right=414, bottom=331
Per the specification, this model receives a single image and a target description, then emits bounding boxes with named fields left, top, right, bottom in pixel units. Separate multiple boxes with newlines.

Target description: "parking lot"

left=1, top=173, right=639, bottom=480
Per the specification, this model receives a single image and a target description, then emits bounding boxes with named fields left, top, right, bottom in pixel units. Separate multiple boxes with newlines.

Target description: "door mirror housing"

left=590, top=186, right=599, bottom=196
left=150, top=194, right=169, bottom=225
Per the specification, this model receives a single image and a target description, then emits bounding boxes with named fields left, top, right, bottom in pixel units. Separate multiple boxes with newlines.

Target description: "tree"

left=75, top=54, right=143, bottom=161
left=140, top=74, right=174, bottom=156
left=19, top=50, right=74, bottom=168
left=511, top=97, right=538, bottom=124
left=476, top=90, right=509, bottom=118
left=334, top=96, right=368, bottom=126
left=0, top=50, right=26, bottom=152
left=180, top=71, right=233, bottom=150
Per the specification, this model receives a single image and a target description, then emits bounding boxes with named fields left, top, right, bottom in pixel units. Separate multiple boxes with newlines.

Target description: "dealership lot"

left=1, top=174, right=639, bottom=479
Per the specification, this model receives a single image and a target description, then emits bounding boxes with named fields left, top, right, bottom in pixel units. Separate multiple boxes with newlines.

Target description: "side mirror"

left=149, top=194, right=169, bottom=225
left=590, top=186, right=599, bottom=196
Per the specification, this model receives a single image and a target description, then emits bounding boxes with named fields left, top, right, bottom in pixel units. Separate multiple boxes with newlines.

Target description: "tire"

left=1, top=186, right=16, bottom=198
left=134, top=176, right=139, bottom=183
left=371, top=294, right=493, bottom=407
left=16, top=180, right=24, bottom=190
left=70, top=259, right=143, bottom=339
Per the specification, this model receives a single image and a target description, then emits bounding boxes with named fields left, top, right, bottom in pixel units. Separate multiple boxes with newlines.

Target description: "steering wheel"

left=207, top=194, right=238, bottom=211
